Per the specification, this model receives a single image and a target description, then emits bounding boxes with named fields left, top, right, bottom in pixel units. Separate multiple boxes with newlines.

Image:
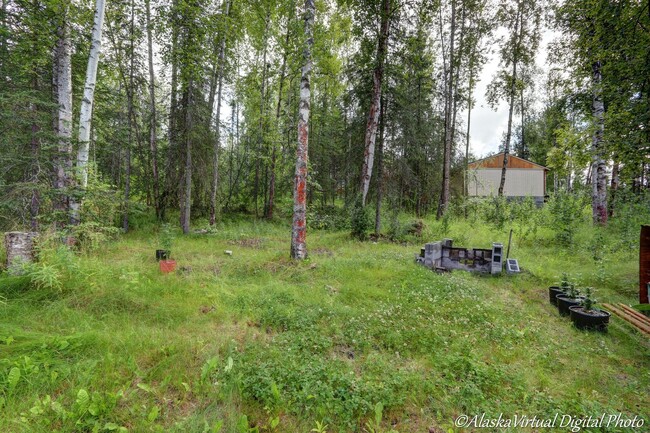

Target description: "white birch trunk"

left=70, top=0, right=106, bottom=224
left=53, top=12, right=73, bottom=223
left=290, top=0, right=315, bottom=260
left=360, top=0, right=390, bottom=207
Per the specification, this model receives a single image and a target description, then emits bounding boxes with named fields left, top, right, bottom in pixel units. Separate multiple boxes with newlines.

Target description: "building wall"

left=468, top=168, right=545, bottom=197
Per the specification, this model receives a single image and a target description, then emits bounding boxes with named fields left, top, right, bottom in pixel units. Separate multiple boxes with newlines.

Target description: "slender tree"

left=210, top=0, right=232, bottom=225
left=71, top=0, right=107, bottom=224
left=291, top=0, right=314, bottom=259
left=359, top=0, right=391, bottom=207
left=591, top=60, right=607, bottom=224
left=145, top=0, right=161, bottom=219
left=53, top=9, right=73, bottom=225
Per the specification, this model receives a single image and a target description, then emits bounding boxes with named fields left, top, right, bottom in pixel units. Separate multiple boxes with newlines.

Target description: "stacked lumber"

left=601, top=303, right=650, bottom=336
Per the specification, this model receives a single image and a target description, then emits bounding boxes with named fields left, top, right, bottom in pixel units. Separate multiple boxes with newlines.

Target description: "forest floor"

left=0, top=218, right=648, bottom=432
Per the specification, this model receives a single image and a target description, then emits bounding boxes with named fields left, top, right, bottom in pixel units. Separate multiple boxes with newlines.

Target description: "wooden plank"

left=602, top=303, right=650, bottom=336
left=641, top=225, right=649, bottom=304
left=619, top=304, right=650, bottom=326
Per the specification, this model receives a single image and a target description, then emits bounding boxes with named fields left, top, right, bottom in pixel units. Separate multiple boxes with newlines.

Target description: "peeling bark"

left=71, top=0, right=106, bottom=224
left=53, top=12, right=73, bottom=226
left=360, top=0, right=391, bottom=207
left=290, top=0, right=314, bottom=260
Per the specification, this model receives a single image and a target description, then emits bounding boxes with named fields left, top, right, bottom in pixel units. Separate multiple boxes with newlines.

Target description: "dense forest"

left=2, top=1, right=650, bottom=431
left=1, top=0, right=649, bottom=251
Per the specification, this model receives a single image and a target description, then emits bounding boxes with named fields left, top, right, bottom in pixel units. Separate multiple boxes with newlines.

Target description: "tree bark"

left=438, top=0, right=456, bottom=217
left=181, top=83, right=193, bottom=234
left=465, top=58, right=474, bottom=199
left=609, top=158, right=619, bottom=218
left=210, top=0, right=232, bottom=225
left=374, top=95, right=385, bottom=236
left=266, top=18, right=292, bottom=220
left=360, top=0, right=391, bottom=207
left=145, top=0, right=160, bottom=219
left=53, top=11, right=73, bottom=226
left=254, top=12, right=271, bottom=218
left=498, top=7, right=521, bottom=197
left=290, top=0, right=314, bottom=260
left=591, top=60, right=607, bottom=225
left=123, top=0, right=135, bottom=232
left=71, top=0, right=106, bottom=224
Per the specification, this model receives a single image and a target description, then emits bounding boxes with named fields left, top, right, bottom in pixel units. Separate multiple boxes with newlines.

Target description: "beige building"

left=467, top=152, right=548, bottom=204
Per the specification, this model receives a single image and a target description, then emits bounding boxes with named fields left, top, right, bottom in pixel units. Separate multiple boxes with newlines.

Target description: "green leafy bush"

left=546, top=192, right=585, bottom=246
left=349, top=198, right=370, bottom=241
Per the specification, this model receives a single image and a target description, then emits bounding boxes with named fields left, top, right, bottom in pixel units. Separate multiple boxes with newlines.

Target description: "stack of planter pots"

left=548, top=285, right=610, bottom=332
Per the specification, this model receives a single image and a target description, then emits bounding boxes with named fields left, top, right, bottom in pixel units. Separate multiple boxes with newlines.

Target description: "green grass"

left=0, top=217, right=648, bottom=432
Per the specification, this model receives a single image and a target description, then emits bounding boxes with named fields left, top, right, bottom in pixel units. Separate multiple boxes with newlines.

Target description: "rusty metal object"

left=640, top=225, right=649, bottom=304
left=602, top=303, right=650, bottom=336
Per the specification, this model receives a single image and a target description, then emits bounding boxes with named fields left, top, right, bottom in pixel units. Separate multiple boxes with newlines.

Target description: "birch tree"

left=53, top=8, right=73, bottom=225
left=146, top=0, right=161, bottom=219
left=210, top=0, right=232, bottom=226
left=359, top=0, right=391, bottom=207
left=70, top=0, right=106, bottom=224
left=486, top=0, right=542, bottom=198
left=290, top=0, right=314, bottom=260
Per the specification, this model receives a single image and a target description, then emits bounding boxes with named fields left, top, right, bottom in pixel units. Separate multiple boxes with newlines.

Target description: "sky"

left=468, top=30, right=557, bottom=159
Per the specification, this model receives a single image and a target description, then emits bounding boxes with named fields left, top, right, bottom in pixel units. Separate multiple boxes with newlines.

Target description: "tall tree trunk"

left=591, top=60, right=607, bottom=225
left=123, top=0, right=136, bottom=232
left=465, top=60, right=473, bottom=199
left=30, top=36, right=40, bottom=232
left=374, top=95, right=385, bottom=236
left=162, top=15, right=179, bottom=221
left=498, top=8, right=521, bottom=197
left=209, top=0, right=232, bottom=225
left=360, top=0, right=391, bottom=207
left=181, top=83, right=193, bottom=234
left=609, top=158, right=619, bottom=218
left=437, top=0, right=456, bottom=217
left=254, top=13, right=271, bottom=218
left=145, top=0, right=160, bottom=219
left=290, top=0, right=314, bottom=260
left=266, top=18, right=292, bottom=220
left=519, top=85, right=525, bottom=158
left=53, top=11, right=73, bottom=226
left=71, top=0, right=106, bottom=224
left=0, top=0, right=6, bottom=82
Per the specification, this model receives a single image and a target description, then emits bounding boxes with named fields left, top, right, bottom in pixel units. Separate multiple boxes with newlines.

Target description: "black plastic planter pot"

left=156, top=249, right=170, bottom=261
left=556, top=295, right=585, bottom=317
left=549, top=286, right=565, bottom=305
left=569, top=306, right=610, bottom=331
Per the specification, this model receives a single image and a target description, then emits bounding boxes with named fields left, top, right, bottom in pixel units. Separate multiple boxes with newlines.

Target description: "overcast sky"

left=468, top=30, right=556, bottom=159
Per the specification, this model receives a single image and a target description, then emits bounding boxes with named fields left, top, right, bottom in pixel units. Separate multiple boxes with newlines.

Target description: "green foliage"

left=565, top=281, right=581, bottom=300
left=546, top=192, right=585, bottom=246
left=308, top=206, right=349, bottom=231
left=350, top=198, right=371, bottom=241
left=69, top=222, right=120, bottom=253
left=481, top=195, right=510, bottom=231
left=159, top=223, right=176, bottom=252
left=581, top=287, right=596, bottom=312
left=20, top=243, right=81, bottom=292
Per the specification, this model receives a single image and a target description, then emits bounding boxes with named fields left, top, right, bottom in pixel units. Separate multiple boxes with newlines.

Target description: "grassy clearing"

left=0, top=216, right=648, bottom=432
